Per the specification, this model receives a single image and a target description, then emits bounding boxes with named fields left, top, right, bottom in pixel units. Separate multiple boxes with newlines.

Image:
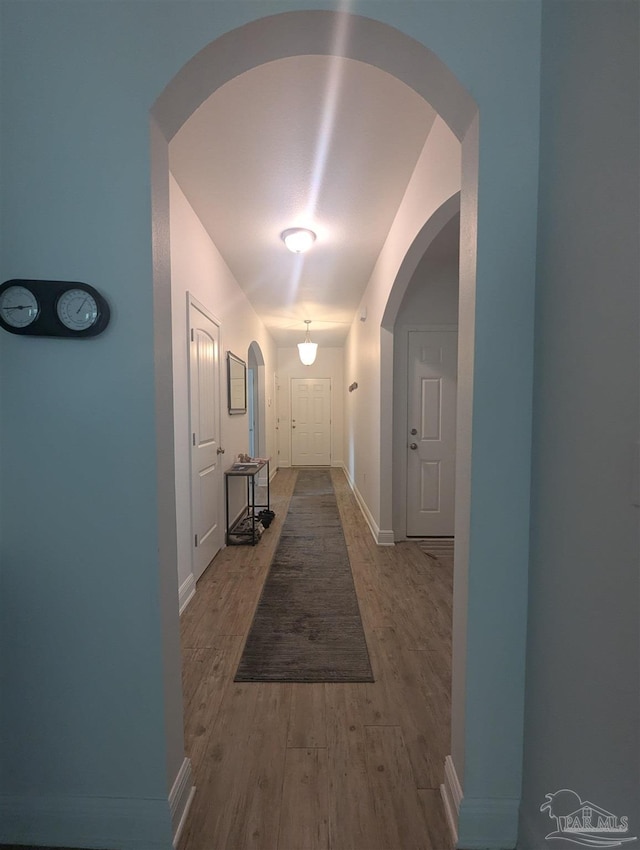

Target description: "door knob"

left=409, top=443, right=418, bottom=450
left=410, top=428, right=418, bottom=435
left=217, top=447, right=225, bottom=454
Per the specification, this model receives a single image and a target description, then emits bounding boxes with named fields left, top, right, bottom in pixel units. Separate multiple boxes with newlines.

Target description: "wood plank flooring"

left=178, top=468, right=454, bottom=850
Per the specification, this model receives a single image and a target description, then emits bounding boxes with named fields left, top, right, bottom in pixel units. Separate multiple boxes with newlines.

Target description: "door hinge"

left=192, top=433, right=196, bottom=446
left=191, top=328, right=194, bottom=342
left=194, top=534, right=198, bottom=547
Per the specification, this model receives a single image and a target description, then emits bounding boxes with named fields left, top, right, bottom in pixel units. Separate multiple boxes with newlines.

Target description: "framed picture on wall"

left=227, top=351, right=247, bottom=414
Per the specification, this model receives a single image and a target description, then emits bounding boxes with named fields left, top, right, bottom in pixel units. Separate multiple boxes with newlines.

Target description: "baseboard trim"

left=376, top=528, right=395, bottom=545
left=178, top=573, right=196, bottom=614
left=0, top=793, right=173, bottom=849
left=169, top=757, right=195, bottom=848
left=341, top=464, right=394, bottom=546
left=457, top=795, right=520, bottom=849
left=441, top=754, right=462, bottom=846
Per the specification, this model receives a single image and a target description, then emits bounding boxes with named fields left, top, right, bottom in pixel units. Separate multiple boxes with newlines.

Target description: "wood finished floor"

left=178, top=468, right=454, bottom=850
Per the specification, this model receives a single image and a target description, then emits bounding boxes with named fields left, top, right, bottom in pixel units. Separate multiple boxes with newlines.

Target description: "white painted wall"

left=343, top=116, right=461, bottom=537
left=170, top=175, right=278, bottom=603
left=276, top=346, right=344, bottom=468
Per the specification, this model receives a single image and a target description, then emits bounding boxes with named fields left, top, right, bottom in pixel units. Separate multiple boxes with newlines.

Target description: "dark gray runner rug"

left=235, top=468, right=374, bottom=683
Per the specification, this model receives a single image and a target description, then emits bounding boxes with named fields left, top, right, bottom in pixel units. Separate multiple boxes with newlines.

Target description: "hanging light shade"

left=298, top=320, right=318, bottom=366
left=281, top=227, right=316, bottom=254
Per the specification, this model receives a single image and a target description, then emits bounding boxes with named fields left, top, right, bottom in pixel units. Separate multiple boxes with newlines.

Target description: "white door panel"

left=407, top=331, right=457, bottom=536
left=189, top=301, right=222, bottom=580
left=291, top=378, right=331, bottom=465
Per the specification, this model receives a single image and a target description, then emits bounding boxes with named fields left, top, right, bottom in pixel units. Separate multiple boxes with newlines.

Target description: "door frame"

left=187, top=293, right=223, bottom=583
left=393, top=324, right=458, bottom=540
left=290, top=376, right=332, bottom=466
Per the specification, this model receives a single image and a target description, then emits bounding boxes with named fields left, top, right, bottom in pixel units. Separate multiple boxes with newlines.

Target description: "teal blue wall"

left=520, top=2, right=640, bottom=847
left=0, top=2, right=542, bottom=846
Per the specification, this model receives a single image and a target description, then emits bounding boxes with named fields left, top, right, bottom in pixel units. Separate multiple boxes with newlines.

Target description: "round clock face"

left=56, top=288, right=99, bottom=331
left=0, top=285, right=40, bottom=328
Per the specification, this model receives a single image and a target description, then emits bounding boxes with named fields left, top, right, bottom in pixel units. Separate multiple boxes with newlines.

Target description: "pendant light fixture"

left=298, top=320, right=318, bottom=366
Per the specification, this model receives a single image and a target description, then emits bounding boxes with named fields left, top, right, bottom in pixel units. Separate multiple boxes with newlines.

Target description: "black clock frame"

left=0, top=279, right=110, bottom=337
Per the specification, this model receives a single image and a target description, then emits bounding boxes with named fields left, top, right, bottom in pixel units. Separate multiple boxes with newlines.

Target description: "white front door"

left=406, top=330, right=457, bottom=536
left=291, top=378, right=331, bottom=466
left=189, top=299, right=222, bottom=580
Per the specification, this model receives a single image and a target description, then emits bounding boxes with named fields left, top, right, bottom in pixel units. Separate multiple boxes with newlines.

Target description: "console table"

left=224, top=458, right=270, bottom=545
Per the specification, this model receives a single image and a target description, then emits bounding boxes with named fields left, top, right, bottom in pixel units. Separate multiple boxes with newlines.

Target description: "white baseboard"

left=440, top=756, right=520, bottom=850
left=169, top=757, right=195, bottom=848
left=0, top=794, right=174, bottom=849
left=341, top=464, right=395, bottom=546
left=441, top=754, right=462, bottom=845
left=376, top=528, right=395, bottom=545
left=457, top=795, right=520, bottom=849
left=178, top=573, right=196, bottom=614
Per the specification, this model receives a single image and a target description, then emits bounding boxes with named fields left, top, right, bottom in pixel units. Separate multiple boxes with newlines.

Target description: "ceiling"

left=169, top=55, right=439, bottom=347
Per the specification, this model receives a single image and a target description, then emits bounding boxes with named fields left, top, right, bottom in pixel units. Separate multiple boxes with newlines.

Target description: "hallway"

left=178, top=468, right=453, bottom=850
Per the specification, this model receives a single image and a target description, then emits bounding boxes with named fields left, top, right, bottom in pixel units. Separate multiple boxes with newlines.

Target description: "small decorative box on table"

left=224, top=458, right=272, bottom=545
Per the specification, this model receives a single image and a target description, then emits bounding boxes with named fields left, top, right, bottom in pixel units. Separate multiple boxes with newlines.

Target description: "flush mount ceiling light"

left=298, top=320, right=318, bottom=366
left=281, top=227, right=316, bottom=254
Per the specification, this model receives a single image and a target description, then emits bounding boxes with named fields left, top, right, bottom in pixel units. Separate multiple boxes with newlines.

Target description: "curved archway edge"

left=152, top=10, right=476, bottom=142
left=150, top=10, right=490, bottom=848
left=381, top=192, right=461, bottom=332
left=384, top=192, right=461, bottom=541
left=248, top=340, right=265, bottom=368
left=248, top=341, right=267, bottom=461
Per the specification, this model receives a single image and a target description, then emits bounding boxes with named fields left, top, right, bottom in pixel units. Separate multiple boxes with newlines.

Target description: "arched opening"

left=389, top=197, right=461, bottom=541
left=247, top=340, right=266, bottom=464
left=150, top=10, right=529, bottom=848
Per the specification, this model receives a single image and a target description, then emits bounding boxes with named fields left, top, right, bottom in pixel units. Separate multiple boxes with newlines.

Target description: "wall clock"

left=0, top=279, right=110, bottom=337
left=0, top=284, right=40, bottom=329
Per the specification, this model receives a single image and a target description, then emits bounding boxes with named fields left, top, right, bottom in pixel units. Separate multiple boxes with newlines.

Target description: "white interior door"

left=291, top=378, right=331, bottom=466
left=189, top=299, right=222, bottom=580
left=406, top=330, right=457, bottom=536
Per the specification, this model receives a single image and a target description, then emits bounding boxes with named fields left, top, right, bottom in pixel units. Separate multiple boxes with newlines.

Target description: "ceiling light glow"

left=281, top=228, right=316, bottom=254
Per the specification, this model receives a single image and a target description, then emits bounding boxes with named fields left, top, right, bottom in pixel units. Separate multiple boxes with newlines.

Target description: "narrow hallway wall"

left=170, top=175, right=278, bottom=604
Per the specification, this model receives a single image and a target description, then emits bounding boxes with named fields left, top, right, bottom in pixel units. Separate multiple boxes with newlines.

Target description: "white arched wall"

left=153, top=12, right=521, bottom=848
left=385, top=191, right=461, bottom=541
left=382, top=191, right=476, bottom=838
left=153, top=11, right=533, bottom=849
left=344, top=115, right=463, bottom=541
